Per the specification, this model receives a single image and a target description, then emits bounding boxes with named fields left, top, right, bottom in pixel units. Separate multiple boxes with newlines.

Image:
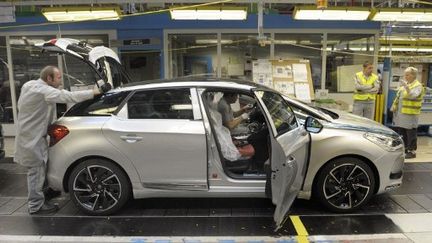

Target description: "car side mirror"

left=305, top=116, right=323, bottom=133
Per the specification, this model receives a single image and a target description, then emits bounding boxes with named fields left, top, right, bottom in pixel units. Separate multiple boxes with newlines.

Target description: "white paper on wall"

left=292, top=63, right=308, bottom=82
left=274, top=81, right=294, bottom=95
left=294, top=82, right=311, bottom=102
left=272, top=65, right=293, bottom=79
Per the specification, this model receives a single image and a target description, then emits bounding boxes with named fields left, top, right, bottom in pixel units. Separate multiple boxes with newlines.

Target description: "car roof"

left=113, top=77, right=271, bottom=93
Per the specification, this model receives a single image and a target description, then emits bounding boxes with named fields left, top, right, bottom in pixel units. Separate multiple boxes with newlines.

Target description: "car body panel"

left=47, top=116, right=143, bottom=192
left=102, top=116, right=208, bottom=190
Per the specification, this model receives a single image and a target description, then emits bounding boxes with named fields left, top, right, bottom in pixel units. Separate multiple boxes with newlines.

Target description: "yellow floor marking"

left=290, top=215, right=309, bottom=243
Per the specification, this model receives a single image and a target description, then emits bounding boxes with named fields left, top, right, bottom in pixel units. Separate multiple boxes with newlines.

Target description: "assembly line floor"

left=1, top=137, right=432, bottom=242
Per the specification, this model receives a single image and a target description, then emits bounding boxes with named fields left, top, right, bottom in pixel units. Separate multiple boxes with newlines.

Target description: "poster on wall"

left=252, top=60, right=273, bottom=88
left=294, top=83, right=311, bottom=102
left=253, top=73, right=273, bottom=87
left=292, top=63, right=308, bottom=82
left=272, top=65, right=293, bottom=79
left=274, top=81, right=295, bottom=95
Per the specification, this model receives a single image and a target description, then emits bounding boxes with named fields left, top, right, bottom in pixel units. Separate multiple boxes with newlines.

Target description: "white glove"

left=241, top=113, right=249, bottom=120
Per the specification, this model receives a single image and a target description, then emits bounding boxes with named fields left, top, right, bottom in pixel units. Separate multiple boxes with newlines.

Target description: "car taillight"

left=48, top=124, right=69, bottom=147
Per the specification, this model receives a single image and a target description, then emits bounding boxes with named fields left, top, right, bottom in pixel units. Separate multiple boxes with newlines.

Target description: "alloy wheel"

left=323, top=163, right=371, bottom=210
left=72, top=165, right=122, bottom=212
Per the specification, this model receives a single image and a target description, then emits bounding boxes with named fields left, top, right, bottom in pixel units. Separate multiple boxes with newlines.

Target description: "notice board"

left=252, top=59, right=314, bottom=102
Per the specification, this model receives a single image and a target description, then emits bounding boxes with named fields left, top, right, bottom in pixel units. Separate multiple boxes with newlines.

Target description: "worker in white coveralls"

left=14, top=66, right=109, bottom=214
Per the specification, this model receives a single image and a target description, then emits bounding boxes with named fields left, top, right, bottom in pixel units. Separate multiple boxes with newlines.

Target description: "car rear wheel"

left=315, top=157, right=375, bottom=213
left=68, top=159, right=130, bottom=215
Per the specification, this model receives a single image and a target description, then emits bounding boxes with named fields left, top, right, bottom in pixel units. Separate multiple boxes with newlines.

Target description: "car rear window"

left=65, top=91, right=130, bottom=117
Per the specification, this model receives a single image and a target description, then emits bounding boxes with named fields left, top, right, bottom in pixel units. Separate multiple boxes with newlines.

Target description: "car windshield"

left=283, top=96, right=337, bottom=120
left=257, top=91, right=298, bottom=136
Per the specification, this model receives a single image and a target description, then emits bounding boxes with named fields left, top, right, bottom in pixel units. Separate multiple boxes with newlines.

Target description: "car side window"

left=257, top=91, right=298, bottom=136
left=127, top=88, right=193, bottom=119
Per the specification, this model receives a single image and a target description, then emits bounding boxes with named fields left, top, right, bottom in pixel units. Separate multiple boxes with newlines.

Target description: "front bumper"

left=374, top=148, right=405, bottom=194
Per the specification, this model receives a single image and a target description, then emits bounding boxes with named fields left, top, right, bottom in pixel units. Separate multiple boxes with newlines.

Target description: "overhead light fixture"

left=42, top=6, right=121, bottom=22
left=274, top=40, right=297, bottom=45
left=380, top=36, right=432, bottom=45
left=370, top=8, right=432, bottom=22
left=293, top=6, right=371, bottom=21
left=380, top=46, right=432, bottom=52
left=195, top=39, right=233, bottom=44
left=170, top=6, right=247, bottom=20
left=392, top=24, right=432, bottom=29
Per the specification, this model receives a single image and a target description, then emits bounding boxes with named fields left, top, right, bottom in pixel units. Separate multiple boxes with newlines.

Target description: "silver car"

left=39, top=39, right=404, bottom=228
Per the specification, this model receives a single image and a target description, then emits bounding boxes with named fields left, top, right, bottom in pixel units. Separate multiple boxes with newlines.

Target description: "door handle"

left=120, top=135, right=143, bottom=143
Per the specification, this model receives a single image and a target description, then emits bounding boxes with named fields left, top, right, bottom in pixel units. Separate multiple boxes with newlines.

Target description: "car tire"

left=68, top=159, right=130, bottom=215
left=314, top=157, right=375, bottom=213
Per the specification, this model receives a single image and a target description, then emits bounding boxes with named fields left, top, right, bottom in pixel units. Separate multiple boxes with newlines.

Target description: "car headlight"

left=364, top=132, right=403, bottom=152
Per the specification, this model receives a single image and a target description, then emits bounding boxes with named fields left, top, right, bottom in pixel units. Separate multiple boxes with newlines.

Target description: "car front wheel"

left=68, top=159, right=130, bottom=215
left=315, top=157, right=375, bottom=213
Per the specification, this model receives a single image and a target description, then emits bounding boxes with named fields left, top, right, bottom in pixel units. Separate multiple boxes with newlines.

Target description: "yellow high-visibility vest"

left=396, top=80, right=425, bottom=115
left=353, top=72, right=378, bottom=101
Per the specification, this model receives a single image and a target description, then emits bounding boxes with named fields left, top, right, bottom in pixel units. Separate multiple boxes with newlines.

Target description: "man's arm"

left=354, top=75, right=373, bottom=91
left=224, top=116, right=245, bottom=130
left=42, top=85, right=100, bottom=104
left=369, top=79, right=381, bottom=94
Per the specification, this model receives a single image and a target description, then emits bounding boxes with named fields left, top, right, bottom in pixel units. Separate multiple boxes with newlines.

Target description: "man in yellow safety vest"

left=391, top=67, right=425, bottom=159
left=352, top=61, right=380, bottom=119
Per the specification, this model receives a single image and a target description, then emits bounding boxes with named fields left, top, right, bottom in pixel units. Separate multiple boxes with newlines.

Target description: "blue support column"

left=383, top=57, right=392, bottom=125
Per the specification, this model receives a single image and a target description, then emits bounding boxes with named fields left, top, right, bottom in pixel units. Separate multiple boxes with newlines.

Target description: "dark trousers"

left=394, top=127, right=417, bottom=152
left=247, top=129, right=269, bottom=169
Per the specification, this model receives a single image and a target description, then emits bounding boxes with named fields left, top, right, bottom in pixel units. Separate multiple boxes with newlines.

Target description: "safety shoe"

left=29, top=202, right=59, bottom=215
left=405, top=151, right=416, bottom=159
left=43, top=187, right=61, bottom=201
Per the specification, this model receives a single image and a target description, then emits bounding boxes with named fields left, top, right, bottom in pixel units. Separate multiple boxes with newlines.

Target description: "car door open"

left=255, top=90, right=311, bottom=230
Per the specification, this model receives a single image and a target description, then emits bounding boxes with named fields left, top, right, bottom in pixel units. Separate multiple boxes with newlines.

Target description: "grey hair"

left=404, top=67, right=418, bottom=78
left=40, top=65, right=59, bottom=82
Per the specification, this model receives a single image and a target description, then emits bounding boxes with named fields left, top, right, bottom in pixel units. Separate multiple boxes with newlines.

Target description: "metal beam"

left=1, top=0, right=318, bottom=6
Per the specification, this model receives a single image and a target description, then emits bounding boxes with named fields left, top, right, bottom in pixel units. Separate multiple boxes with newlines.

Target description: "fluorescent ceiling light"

left=170, top=7, right=247, bottom=20
left=371, top=8, right=432, bottom=22
left=328, top=45, right=432, bottom=52
left=294, top=6, right=371, bottom=21
left=42, top=6, right=120, bottom=22
left=327, top=47, right=374, bottom=51
left=380, top=46, right=432, bottom=52
left=392, top=24, right=432, bottom=29
left=195, top=39, right=233, bottom=44
left=380, top=36, right=432, bottom=45
left=274, top=40, right=297, bottom=45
